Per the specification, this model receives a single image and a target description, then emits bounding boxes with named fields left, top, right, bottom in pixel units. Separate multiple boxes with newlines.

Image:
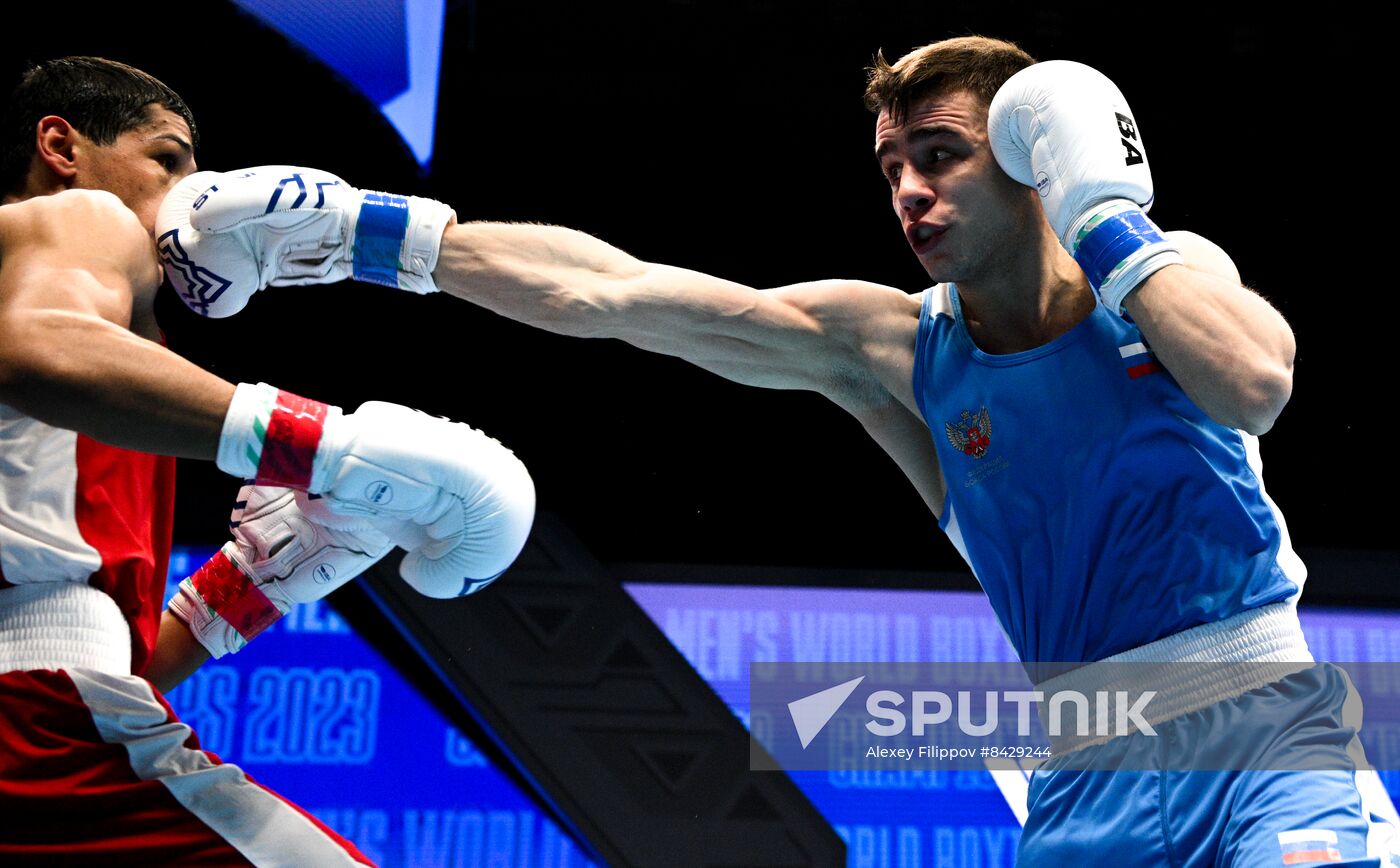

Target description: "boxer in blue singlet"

left=155, top=31, right=1398, bottom=867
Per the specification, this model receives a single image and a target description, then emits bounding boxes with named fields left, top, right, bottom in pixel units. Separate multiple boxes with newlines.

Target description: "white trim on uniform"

left=0, top=407, right=102, bottom=583
left=1118, top=342, right=1149, bottom=358
left=1239, top=432, right=1309, bottom=599
left=67, top=668, right=365, bottom=868
left=942, top=503, right=973, bottom=571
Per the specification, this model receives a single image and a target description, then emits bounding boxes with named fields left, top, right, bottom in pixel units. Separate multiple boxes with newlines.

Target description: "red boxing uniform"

left=0, top=403, right=373, bottom=866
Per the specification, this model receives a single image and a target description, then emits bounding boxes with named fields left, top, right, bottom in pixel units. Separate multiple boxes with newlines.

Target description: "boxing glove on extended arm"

left=156, top=165, right=455, bottom=317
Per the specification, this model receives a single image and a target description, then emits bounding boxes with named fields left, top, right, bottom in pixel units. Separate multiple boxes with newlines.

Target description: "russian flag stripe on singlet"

left=1119, top=341, right=1163, bottom=379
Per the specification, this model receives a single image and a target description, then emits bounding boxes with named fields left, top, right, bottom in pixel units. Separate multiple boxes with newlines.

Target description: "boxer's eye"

left=155, top=151, right=185, bottom=173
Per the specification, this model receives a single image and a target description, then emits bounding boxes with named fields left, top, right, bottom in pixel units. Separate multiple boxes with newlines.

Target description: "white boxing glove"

left=168, top=485, right=393, bottom=657
left=216, top=383, right=535, bottom=600
left=155, top=165, right=456, bottom=317
left=988, top=60, right=1182, bottom=313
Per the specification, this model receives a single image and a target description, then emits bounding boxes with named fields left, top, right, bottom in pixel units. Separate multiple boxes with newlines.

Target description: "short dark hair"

left=864, top=36, right=1037, bottom=124
left=1, top=56, right=198, bottom=195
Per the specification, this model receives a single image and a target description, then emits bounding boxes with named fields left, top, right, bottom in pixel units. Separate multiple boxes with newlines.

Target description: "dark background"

left=10, top=3, right=1391, bottom=588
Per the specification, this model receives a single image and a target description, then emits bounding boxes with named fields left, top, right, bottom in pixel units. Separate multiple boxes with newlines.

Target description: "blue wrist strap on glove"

left=352, top=193, right=413, bottom=288
left=1073, top=207, right=1165, bottom=290
left=1071, top=203, right=1182, bottom=313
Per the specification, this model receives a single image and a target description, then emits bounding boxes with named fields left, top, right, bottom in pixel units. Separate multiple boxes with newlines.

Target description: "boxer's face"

left=875, top=89, right=1031, bottom=284
left=75, top=105, right=197, bottom=235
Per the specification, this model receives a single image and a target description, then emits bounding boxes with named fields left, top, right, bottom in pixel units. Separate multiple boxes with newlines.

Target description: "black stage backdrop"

left=9, top=2, right=1390, bottom=586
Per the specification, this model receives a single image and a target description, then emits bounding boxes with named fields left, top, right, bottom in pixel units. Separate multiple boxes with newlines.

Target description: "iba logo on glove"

left=1115, top=111, right=1144, bottom=167
left=364, top=481, right=394, bottom=505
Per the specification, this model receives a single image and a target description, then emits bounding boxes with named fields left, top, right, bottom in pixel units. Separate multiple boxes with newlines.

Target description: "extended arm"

left=433, top=221, right=871, bottom=392
left=157, top=165, right=919, bottom=401
left=1124, top=231, right=1294, bottom=434
left=156, top=167, right=947, bottom=513
left=431, top=222, right=949, bottom=513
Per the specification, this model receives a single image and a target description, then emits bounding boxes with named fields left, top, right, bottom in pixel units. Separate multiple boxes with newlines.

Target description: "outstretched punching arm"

left=155, top=166, right=945, bottom=512
left=156, top=166, right=919, bottom=401
left=157, top=168, right=935, bottom=514
left=436, top=222, right=920, bottom=394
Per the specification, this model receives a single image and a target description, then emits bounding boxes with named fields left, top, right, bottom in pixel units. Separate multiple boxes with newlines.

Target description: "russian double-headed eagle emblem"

left=946, top=407, right=992, bottom=459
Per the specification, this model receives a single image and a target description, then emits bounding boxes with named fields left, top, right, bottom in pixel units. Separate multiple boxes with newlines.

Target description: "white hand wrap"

left=988, top=61, right=1182, bottom=313
left=156, top=165, right=455, bottom=317
left=168, top=486, right=393, bottom=658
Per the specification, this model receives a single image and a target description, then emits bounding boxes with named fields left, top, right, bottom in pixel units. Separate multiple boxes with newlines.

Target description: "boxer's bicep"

left=609, top=273, right=917, bottom=399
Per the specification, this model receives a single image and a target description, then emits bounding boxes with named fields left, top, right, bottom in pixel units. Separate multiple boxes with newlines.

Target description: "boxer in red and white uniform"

left=0, top=57, right=534, bottom=865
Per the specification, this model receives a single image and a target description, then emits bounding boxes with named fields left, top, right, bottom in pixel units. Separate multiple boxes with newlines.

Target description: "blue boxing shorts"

left=1018, top=607, right=1400, bottom=867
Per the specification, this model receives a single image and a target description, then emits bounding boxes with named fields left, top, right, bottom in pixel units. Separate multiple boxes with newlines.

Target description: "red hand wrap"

left=255, top=390, right=328, bottom=489
left=189, top=547, right=281, bottom=642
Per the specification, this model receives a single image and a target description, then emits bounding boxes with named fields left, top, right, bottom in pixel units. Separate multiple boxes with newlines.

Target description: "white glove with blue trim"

left=988, top=61, right=1182, bottom=313
left=155, top=165, right=455, bottom=317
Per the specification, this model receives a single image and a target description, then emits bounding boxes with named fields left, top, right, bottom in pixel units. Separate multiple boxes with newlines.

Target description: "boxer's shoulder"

left=764, top=279, right=925, bottom=411
left=766, top=279, right=921, bottom=347
left=1, top=190, right=145, bottom=261
left=0, top=190, right=159, bottom=298
left=1162, top=230, right=1242, bottom=286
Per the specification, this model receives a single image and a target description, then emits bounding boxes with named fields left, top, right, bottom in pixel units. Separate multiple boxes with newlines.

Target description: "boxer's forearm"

left=431, top=221, right=840, bottom=389
left=1122, top=266, right=1294, bottom=435
left=146, top=609, right=212, bottom=693
left=0, top=307, right=232, bottom=457
left=433, top=221, right=649, bottom=337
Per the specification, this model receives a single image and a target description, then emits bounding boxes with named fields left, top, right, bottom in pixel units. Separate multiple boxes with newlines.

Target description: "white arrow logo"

left=788, top=676, right=865, bottom=749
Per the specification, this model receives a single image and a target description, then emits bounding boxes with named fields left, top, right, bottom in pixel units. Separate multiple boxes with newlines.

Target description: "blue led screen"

left=162, top=548, right=1400, bottom=867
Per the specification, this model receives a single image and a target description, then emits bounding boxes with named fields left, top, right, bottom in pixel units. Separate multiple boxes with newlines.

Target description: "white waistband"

left=0, top=583, right=132, bottom=675
left=1035, top=601, right=1314, bottom=754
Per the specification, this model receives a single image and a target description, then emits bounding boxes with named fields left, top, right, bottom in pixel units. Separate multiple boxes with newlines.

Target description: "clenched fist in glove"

left=155, top=165, right=455, bottom=317
left=168, top=485, right=394, bottom=658
left=217, top=384, right=536, bottom=602
left=988, top=61, right=1183, bottom=314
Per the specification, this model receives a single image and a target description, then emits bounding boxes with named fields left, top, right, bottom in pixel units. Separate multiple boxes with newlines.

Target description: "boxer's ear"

left=34, top=116, right=80, bottom=182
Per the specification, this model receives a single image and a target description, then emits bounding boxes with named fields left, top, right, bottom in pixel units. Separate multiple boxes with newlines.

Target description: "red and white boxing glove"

left=155, top=165, right=455, bottom=317
left=169, top=485, right=394, bottom=657
left=217, top=383, right=535, bottom=599
left=988, top=60, right=1183, bottom=313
